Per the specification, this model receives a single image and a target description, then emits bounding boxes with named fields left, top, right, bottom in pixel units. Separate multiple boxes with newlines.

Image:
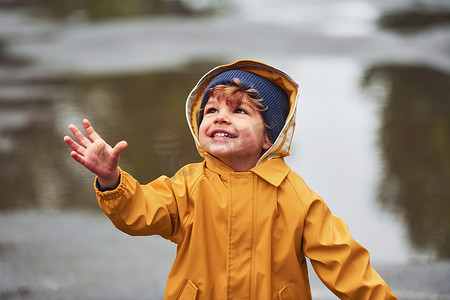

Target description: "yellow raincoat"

left=96, top=60, right=397, bottom=299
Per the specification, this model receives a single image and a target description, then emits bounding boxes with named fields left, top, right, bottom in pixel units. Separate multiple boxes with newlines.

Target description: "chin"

left=207, top=147, right=233, bottom=159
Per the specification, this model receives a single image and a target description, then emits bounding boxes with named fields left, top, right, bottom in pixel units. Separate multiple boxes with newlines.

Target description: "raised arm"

left=63, top=119, right=128, bottom=188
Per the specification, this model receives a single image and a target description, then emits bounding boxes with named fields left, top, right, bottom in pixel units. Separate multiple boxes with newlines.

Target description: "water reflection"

left=0, top=88, right=57, bottom=209
left=0, top=40, right=30, bottom=67
left=362, top=64, right=450, bottom=259
left=377, top=9, right=450, bottom=34
left=0, top=61, right=222, bottom=210
left=3, top=0, right=222, bottom=21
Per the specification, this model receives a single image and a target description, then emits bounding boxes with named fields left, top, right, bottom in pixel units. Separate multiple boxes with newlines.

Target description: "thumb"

left=112, top=140, right=128, bottom=159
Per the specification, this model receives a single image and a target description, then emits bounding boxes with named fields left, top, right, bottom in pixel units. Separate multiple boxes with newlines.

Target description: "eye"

left=234, top=108, right=247, bottom=114
left=205, top=107, right=218, bottom=114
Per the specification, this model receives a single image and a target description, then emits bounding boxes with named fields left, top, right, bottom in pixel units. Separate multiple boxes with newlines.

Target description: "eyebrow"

left=237, top=102, right=256, bottom=112
left=204, top=98, right=219, bottom=106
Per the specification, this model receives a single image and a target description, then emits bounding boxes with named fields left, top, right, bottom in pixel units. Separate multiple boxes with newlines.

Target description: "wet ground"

left=0, top=0, right=449, bottom=299
left=1, top=210, right=449, bottom=299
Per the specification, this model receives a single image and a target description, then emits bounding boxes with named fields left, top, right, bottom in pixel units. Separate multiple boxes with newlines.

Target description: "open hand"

left=63, top=119, right=127, bottom=188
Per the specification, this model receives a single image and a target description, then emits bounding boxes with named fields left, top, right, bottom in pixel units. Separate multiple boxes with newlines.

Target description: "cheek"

left=198, top=124, right=206, bottom=141
left=239, top=127, right=262, bottom=146
left=249, top=121, right=266, bottom=140
left=198, top=121, right=211, bottom=147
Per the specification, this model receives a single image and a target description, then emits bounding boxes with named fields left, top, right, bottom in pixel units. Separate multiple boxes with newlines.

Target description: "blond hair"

left=209, top=78, right=266, bottom=112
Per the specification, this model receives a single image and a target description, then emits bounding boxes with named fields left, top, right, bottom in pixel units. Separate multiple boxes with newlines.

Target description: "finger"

left=69, top=124, right=91, bottom=147
left=70, top=151, right=86, bottom=166
left=112, top=140, right=128, bottom=159
left=82, top=119, right=102, bottom=142
left=63, top=135, right=85, bottom=155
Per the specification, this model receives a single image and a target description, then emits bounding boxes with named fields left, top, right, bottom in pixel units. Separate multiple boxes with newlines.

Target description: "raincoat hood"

left=186, top=60, right=299, bottom=166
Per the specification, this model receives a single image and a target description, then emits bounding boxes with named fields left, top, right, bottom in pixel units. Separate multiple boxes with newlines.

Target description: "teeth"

left=214, top=132, right=233, bottom=138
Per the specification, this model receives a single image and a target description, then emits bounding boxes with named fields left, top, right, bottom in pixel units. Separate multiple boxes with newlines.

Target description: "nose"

left=214, top=111, right=230, bottom=124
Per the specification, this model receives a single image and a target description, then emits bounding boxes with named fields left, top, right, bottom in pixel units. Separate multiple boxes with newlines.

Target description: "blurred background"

left=0, top=0, right=449, bottom=299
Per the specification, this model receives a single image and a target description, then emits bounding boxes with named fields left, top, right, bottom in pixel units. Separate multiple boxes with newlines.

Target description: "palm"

left=82, top=138, right=118, bottom=178
left=63, top=119, right=127, bottom=181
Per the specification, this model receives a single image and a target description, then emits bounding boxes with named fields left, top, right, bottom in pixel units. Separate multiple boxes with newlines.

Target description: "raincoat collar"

left=204, top=154, right=290, bottom=187
left=251, top=157, right=290, bottom=187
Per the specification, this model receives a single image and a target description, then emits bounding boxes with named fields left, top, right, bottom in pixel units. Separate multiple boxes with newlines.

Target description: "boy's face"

left=198, top=95, right=272, bottom=172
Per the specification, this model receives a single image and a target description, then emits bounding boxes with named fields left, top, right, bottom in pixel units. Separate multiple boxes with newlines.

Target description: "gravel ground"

left=1, top=210, right=449, bottom=300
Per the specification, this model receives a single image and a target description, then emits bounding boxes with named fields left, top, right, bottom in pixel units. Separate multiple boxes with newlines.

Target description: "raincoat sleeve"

left=301, top=194, right=397, bottom=299
left=95, top=167, right=195, bottom=244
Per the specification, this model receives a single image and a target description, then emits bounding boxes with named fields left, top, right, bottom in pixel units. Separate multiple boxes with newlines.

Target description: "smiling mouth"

left=212, top=132, right=235, bottom=138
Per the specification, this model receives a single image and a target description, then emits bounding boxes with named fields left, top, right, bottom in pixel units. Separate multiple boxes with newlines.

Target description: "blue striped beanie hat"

left=198, top=70, right=289, bottom=143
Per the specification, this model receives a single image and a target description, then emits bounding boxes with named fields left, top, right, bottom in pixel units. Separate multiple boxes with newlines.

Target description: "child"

left=64, top=60, right=397, bottom=299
